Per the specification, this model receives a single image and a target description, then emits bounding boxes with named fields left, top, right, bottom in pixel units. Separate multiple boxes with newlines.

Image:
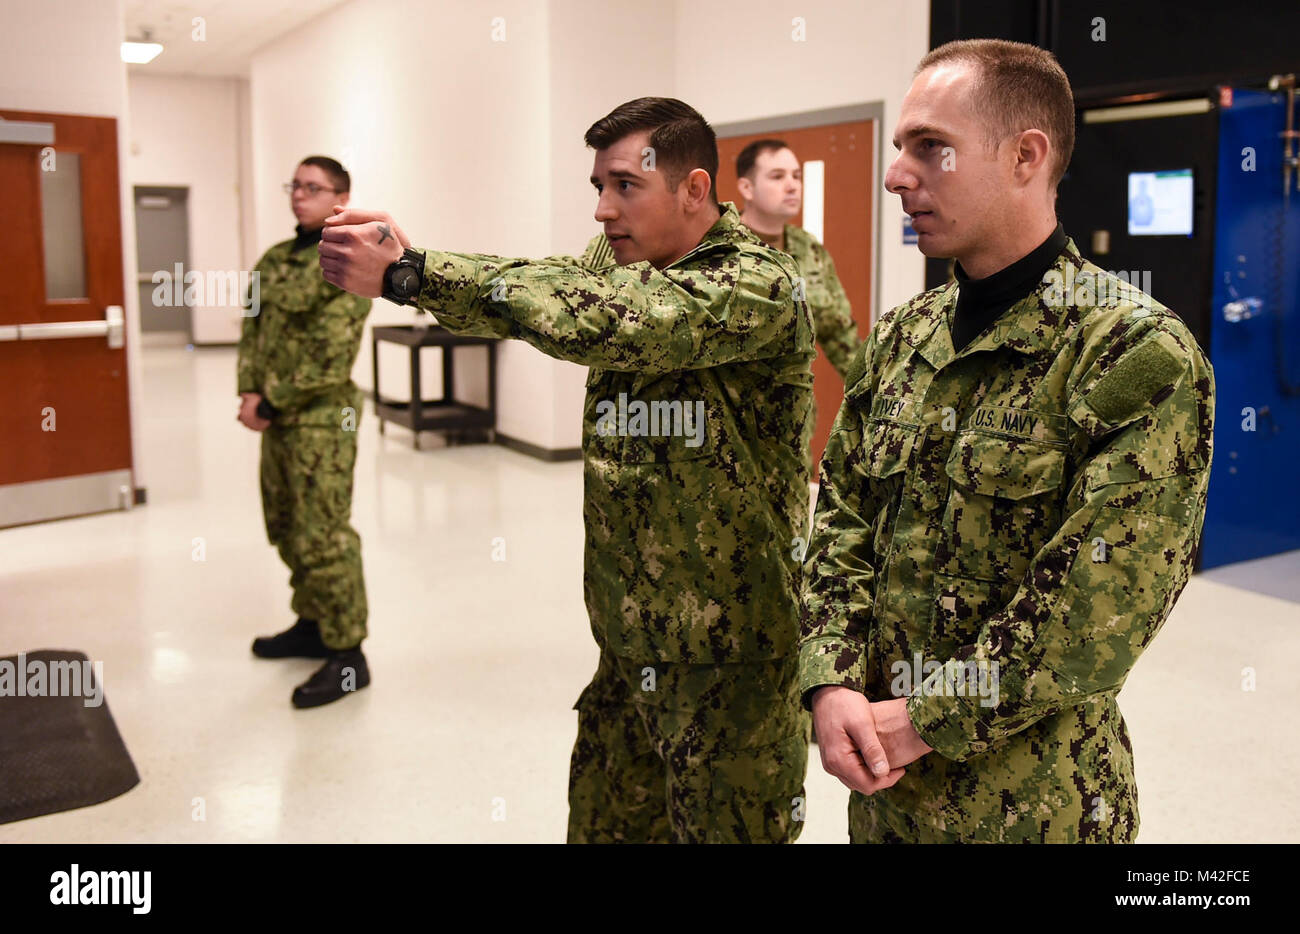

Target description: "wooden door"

left=717, top=120, right=874, bottom=475
left=0, top=110, right=134, bottom=527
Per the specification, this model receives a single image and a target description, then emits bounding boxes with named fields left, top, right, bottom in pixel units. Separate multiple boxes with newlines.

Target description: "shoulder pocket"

left=1038, top=504, right=1187, bottom=695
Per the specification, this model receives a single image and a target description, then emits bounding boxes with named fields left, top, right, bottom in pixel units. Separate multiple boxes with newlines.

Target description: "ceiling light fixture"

left=121, top=28, right=163, bottom=64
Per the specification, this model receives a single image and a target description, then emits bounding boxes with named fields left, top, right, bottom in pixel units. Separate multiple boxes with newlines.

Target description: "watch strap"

left=383, top=248, right=426, bottom=306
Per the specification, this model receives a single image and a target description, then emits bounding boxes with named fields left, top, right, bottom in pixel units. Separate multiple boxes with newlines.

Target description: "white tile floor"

left=1, top=344, right=1297, bottom=843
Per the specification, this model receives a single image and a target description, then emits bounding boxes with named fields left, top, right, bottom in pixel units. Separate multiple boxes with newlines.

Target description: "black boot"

left=251, top=617, right=330, bottom=659
left=291, top=647, right=370, bottom=708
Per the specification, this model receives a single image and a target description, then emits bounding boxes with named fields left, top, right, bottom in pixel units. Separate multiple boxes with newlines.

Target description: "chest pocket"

left=267, top=260, right=324, bottom=315
left=861, top=416, right=917, bottom=560
left=940, top=432, right=1068, bottom=583
left=619, top=413, right=712, bottom=464
left=802, top=267, right=831, bottom=309
left=865, top=418, right=914, bottom=479
left=586, top=369, right=714, bottom=465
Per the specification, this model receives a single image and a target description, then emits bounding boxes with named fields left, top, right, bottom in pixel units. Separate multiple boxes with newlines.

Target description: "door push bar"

left=0, top=306, right=124, bottom=349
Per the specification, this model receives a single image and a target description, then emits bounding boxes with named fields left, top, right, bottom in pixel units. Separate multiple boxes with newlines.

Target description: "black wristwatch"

left=382, top=248, right=425, bottom=306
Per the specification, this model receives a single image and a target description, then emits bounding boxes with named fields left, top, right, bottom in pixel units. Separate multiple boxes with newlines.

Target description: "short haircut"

left=585, top=97, right=719, bottom=204
left=298, top=155, right=351, bottom=194
left=915, top=39, right=1075, bottom=190
left=735, top=139, right=791, bottom=181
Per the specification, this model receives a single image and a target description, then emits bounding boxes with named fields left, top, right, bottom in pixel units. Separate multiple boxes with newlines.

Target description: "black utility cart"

left=370, top=323, right=498, bottom=449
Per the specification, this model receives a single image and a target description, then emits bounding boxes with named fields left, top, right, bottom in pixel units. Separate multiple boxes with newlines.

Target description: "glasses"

left=283, top=181, right=338, bottom=196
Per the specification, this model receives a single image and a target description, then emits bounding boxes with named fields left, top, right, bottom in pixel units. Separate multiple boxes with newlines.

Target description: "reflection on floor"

left=1, top=346, right=1297, bottom=843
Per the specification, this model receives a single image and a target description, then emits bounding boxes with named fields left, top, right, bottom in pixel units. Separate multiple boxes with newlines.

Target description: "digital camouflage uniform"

left=799, top=237, right=1215, bottom=843
left=781, top=224, right=861, bottom=381
left=237, top=236, right=373, bottom=650
left=414, top=204, right=815, bottom=842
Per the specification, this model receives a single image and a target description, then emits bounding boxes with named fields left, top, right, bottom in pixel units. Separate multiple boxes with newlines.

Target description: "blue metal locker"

left=1202, top=87, right=1300, bottom=567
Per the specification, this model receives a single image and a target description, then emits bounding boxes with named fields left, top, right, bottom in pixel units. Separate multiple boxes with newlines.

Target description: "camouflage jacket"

left=236, top=236, right=372, bottom=428
left=416, top=203, right=816, bottom=662
left=799, top=237, right=1214, bottom=841
left=782, top=225, right=861, bottom=381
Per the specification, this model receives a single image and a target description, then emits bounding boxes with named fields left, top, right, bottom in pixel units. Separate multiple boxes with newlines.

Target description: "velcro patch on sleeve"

left=1084, top=331, right=1187, bottom=428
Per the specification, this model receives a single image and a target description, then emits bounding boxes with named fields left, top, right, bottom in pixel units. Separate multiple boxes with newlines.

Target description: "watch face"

left=394, top=266, right=419, bottom=297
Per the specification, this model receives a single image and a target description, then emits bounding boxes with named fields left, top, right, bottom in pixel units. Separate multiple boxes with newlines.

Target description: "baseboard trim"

left=494, top=433, right=582, bottom=463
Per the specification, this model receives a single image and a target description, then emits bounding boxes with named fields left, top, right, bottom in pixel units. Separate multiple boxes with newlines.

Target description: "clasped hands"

left=237, top=392, right=270, bottom=432
left=811, top=687, right=934, bottom=796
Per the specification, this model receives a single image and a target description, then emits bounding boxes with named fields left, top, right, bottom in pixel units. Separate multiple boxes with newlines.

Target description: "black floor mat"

left=0, top=649, right=139, bottom=824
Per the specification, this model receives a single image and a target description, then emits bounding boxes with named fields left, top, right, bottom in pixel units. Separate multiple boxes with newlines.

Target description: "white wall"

left=546, top=1, right=678, bottom=253
left=248, top=0, right=565, bottom=445
left=246, top=0, right=688, bottom=452
left=0, top=0, right=148, bottom=490
left=246, top=0, right=929, bottom=452
left=236, top=79, right=258, bottom=273
left=674, top=0, right=930, bottom=316
left=543, top=1, right=678, bottom=444
left=128, top=74, right=246, bottom=344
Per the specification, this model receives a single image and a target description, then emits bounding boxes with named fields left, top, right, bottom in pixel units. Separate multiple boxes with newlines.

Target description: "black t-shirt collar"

left=954, top=223, right=1068, bottom=306
left=291, top=223, right=324, bottom=253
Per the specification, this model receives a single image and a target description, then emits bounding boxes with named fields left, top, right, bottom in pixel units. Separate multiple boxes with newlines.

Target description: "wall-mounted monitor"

left=1128, top=169, right=1194, bottom=236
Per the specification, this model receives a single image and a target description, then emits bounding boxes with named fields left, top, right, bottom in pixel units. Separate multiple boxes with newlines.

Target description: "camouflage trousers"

left=847, top=793, right=966, bottom=843
left=567, top=648, right=809, bottom=843
left=847, top=775, right=1139, bottom=843
left=259, top=423, right=367, bottom=650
